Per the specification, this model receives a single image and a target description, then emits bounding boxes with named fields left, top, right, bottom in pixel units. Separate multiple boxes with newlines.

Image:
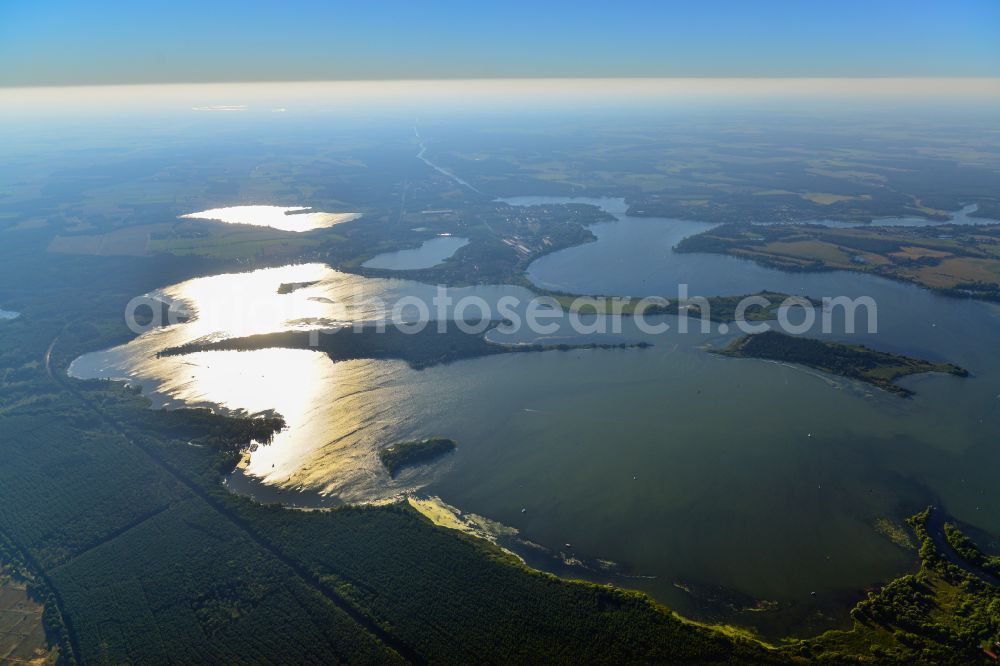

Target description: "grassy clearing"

left=763, top=240, right=853, bottom=264
left=0, top=568, right=57, bottom=665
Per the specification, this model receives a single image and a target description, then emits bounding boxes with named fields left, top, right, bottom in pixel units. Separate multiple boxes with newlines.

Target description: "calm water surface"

left=362, top=236, right=469, bottom=269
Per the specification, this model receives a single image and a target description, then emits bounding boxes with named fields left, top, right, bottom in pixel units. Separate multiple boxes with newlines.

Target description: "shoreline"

left=57, top=192, right=995, bottom=642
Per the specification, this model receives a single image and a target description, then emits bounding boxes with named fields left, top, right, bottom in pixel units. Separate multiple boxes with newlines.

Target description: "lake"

left=809, top=203, right=998, bottom=228
left=70, top=198, right=1000, bottom=638
left=182, top=205, right=361, bottom=232
left=362, top=236, right=469, bottom=270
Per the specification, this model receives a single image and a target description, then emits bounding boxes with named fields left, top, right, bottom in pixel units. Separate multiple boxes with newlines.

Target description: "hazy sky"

left=2, top=0, right=998, bottom=86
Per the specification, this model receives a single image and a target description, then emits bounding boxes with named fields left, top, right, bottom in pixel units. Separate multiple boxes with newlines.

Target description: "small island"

left=379, top=438, right=457, bottom=478
left=715, top=330, right=968, bottom=397
left=277, top=280, right=319, bottom=294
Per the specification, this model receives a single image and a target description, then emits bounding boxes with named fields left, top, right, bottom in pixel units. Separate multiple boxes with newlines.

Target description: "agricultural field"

left=677, top=223, right=1000, bottom=301
left=426, top=115, right=1000, bottom=224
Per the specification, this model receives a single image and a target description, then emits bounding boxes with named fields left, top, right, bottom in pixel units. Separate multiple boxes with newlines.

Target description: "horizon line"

left=5, top=75, right=1000, bottom=91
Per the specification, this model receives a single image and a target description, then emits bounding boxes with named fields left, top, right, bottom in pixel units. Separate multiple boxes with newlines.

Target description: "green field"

left=677, top=223, right=1000, bottom=302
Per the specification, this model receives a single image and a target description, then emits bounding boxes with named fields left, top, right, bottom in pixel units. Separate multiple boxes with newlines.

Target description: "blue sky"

left=2, top=0, right=998, bottom=86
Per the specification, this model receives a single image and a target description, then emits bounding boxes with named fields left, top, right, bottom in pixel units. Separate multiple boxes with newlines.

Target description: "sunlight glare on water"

left=69, top=263, right=427, bottom=498
left=181, top=205, right=361, bottom=232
